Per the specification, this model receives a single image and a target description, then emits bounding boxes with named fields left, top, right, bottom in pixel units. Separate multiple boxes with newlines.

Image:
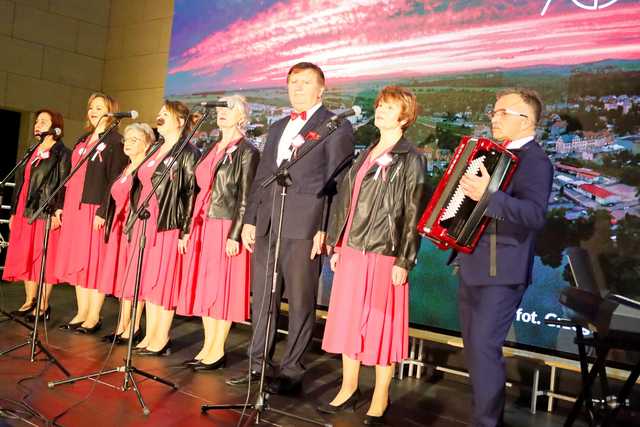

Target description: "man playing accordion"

left=455, top=88, right=553, bottom=427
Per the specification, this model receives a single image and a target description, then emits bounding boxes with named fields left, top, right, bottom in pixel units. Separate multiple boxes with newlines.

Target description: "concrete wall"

left=0, top=0, right=174, bottom=154
left=103, top=0, right=174, bottom=125
left=0, top=0, right=111, bottom=152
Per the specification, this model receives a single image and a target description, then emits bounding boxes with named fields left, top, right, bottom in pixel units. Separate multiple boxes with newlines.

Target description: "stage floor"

left=0, top=283, right=587, bottom=427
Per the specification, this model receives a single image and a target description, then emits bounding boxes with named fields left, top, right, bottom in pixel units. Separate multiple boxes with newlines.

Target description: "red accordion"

left=417, top=136, right=519, bottom=253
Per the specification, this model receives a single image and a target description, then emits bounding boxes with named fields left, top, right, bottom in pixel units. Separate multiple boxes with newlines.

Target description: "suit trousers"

left=458, top=279, right=526, bottom=427
left=248, top=229, right=320, bottom=381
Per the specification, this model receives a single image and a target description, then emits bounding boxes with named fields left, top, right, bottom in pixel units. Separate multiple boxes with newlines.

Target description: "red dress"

left=53, top=136, right=106, bottom=288
left=136, top=151, right=183, bottom=310
left=321, top=153, right=409, bottom=366
left=177, top=146, right=250, bottom=321
left=2, top=150, right=61, bottom=284
left=96, top=172, right=133, bottom=297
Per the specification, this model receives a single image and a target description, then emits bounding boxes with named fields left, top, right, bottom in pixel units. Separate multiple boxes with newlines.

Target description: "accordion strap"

left=489, top=219, right=497, bottom=277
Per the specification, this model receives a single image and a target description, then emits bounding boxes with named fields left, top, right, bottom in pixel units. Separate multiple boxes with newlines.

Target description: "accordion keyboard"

left=440, top=155, right=486, bottom=221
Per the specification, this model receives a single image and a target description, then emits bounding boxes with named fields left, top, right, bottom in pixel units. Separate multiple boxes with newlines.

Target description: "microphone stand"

left=0, top=137, right=69, bottom=376
left=201, top=117, right=346, bottom=427
left=47, top=110, right=211, bottom=415
left=0, top=138, right=41, bottom=323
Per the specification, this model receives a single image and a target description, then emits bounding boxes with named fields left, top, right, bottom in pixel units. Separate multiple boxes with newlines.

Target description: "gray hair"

left=220, top=94, right=251, bottom=129
left=124, top=122, right=156, bottom=144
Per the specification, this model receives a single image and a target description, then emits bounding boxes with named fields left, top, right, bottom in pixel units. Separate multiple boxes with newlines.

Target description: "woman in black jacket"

left=3, top=109, right=70, bottom=320
left=54, top=93, right=128, bottom=333
left=177, top=95, right=259, bottom=370
left=131, top=100, right=199, bottom=356
left=319, top=86, right=427, bottom=424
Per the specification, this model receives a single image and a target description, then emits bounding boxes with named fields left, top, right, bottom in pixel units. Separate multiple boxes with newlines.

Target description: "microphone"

left=331, top=105, right=362, bottom=121
left=35, top=127, right=62, bottom=140
left=107, top=110, right=139, bottom=119
left=200, top=100, right=230, bottom=108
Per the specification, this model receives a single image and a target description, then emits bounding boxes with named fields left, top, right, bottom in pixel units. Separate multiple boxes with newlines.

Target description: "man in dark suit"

left=227, top=62, right=354, bottom=394
left=457, top=88, right=553, bottom=427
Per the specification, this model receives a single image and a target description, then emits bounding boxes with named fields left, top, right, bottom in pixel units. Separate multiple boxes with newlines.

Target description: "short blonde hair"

left=374, top=86, right=418, bottom=131
left=220, top=94, right=251, bottom=129
left=124, top=122, right=156, bottom=144
left=85, top=92, right=119, bottom=131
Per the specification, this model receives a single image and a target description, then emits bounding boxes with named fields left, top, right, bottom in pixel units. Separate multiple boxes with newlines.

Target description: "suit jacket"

left=244, top=105, right=355, bottom=240
left=75, top=130, right=128, bottom=219
left=457, top=139, right=553, bottom=286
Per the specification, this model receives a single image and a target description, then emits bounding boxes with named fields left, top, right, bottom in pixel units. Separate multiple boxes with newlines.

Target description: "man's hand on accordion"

left=460, top=162, right=490, bottom=202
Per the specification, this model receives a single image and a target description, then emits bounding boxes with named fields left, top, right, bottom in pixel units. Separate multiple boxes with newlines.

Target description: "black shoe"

left=101, top=332, right=123, bottom=343
left=225, top=371, right=261, bottom=386
left=182, top=358, right=202, bottom=366
left=136, top=340, right=172, bottom=357
left=363, top=401, right=390, bottom=425
left=75, top=319, right=103, bottom=335
left=10, top=300, right=37, bottom=317
left=265, top=376, right=302, bottom=396
left=192, top=355, right=226, bottom=371
left=317, top=389, right=361, bottom=414
left=118, top=329, right=143, bottom=346
left=25, top=306, right=51, bottom=323
left=58, top=320, right=84, bottom=331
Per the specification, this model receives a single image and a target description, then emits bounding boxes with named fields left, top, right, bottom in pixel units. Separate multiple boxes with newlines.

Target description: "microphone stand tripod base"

left=47, top=207, right=177, bottom=415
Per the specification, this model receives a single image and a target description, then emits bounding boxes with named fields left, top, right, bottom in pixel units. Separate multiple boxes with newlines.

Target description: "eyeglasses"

left=124, top=137, right=143, bottom=143
left=487, top=108, right=529, bottom=120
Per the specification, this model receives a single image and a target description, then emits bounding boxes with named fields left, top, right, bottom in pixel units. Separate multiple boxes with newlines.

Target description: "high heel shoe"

left=363, top=399, right=390, bottom=425
left=75, top=319, right=103, bottom=334
left=182, top=358, right=202, bottom=366
left=10, top=299, right=37, bottom=317
left=192, top=355, right=226, bottom=371
left=317, top=389, right=361, bottom=414
left=25, top=306, right=51, bottom=323
left=59, top=320, right=83, bottom=331
left=119, top=328, right=143, bottom=346
left=136, top=340, right=172, bottom=357
left=101, top=332, right=123, bottom=343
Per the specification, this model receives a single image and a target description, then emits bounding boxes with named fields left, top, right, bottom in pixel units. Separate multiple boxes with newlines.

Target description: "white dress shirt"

left=276, top=103, right=323, bottom=166
left=506, top=135, right=534, bottom=150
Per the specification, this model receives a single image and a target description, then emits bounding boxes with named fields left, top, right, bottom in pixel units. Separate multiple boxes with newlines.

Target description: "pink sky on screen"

left=168, top=0, right=640, bottom=90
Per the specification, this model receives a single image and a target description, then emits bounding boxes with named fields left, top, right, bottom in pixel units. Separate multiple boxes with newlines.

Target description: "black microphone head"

left=200, top=100, right=229, bottom=108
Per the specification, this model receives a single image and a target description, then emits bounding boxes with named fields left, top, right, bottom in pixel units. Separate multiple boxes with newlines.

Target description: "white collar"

left=291, top=102, right=322, bottom=121
left=507, top=135, right=534, bottom=149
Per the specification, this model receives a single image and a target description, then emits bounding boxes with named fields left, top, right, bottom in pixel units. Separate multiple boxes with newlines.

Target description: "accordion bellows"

left=418, top=137, right=518, bottom=254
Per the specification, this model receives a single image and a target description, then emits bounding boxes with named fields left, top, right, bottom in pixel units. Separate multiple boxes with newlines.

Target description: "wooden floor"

left=0, top=283, right=593, bottom=427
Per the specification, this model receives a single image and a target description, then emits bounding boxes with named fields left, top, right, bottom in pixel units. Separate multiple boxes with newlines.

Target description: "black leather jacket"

left=327, top=137, right=428, bottom=270
left=75, top=130, right=128, bottom=218
left=11, top=140, right=71, bottom=219
left=129, top=140, right=199, bottom=238
left=195, top=138, right=260, bottom=241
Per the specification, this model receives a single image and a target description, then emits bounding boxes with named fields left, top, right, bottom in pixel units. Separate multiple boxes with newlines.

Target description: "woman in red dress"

left=54, top=93, right=128, bottom=333
left=97, top=123, right=155, bottom=344
left=177, top=95, right=258, bottom=370
left=3, top=109, right=70, bottom=320
left=132, top=101, right=198, bottom=356
left=319, top=86, right=427, bottom=424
